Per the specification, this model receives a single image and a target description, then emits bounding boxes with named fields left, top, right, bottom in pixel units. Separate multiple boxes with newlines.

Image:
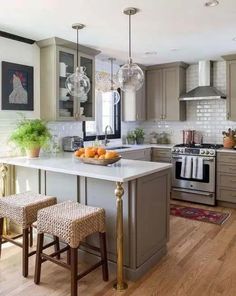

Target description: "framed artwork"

left=1, top=61, right=34, bottom=110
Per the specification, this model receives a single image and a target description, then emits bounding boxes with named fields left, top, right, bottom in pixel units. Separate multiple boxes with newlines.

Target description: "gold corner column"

left=0, top=164, right=9, bottom=235
left=113, top=182, right=128, bottom=291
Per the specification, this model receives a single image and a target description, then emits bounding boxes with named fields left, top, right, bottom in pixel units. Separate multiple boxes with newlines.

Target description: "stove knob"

left=201, top=150, right=205, bottom=154
left=176, top=149, right=180, bottom=152
left=210, top=150, right=214, bottom=155
left=206, top=150, right=209, bottom=155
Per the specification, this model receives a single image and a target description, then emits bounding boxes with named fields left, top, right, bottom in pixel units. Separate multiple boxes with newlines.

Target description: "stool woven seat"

left=0, top=191, right=57, bottom=229
left=37, top=201, right=106, bottom=248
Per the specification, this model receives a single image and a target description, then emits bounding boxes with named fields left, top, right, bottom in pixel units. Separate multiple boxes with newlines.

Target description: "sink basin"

left=106, top=146, right=131, bottom=150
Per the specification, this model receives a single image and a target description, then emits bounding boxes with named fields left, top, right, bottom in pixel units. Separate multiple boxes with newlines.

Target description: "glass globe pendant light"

left=107, top=57, right=120, bottom=105
left=65, top=23, right=90, bottom=99
left=117, top=7, right=144, bottom=92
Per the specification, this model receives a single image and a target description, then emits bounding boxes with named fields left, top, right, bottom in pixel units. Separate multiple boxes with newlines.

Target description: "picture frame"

left=1, top=61, right=34, bottom=111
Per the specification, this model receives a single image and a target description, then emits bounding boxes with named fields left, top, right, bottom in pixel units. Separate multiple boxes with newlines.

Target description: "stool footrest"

left=77, top=260, right=103, bottom=280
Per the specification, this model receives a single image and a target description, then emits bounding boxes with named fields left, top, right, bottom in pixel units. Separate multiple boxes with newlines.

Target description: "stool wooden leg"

left=22, top=228, right=29, bottom=277
left=0, top=218, right=3, bottom=258
left=29, top=226, right=33, bottom=247
left=70, top=247, right=78, bottom=296
left=34, top=233, right=44, bottom=285
left=53, top=236, right=60, bottom=259
left=99, top=232, right=109, bottom=281
left=67, top=248, right=71, bottom=265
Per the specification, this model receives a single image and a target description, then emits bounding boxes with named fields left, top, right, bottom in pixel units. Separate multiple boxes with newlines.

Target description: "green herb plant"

left=10, top=117, right=51, bottom=150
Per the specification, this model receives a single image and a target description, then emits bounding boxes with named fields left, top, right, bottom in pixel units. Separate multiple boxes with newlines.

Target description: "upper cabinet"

left=222, top=55, right=236, bottom=121
left=146, top=62, right=188, bottom=121
left=37, top=37, right=100, bottom=121
left=122, top=67, right=146, bottom=121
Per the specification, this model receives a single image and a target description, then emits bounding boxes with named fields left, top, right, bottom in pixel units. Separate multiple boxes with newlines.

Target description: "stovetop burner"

left=174, top=143, right=223, bottom=149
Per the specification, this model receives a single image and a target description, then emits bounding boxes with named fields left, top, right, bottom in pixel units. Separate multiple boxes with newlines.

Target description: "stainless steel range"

left=171, top=144, right=223, bottom=205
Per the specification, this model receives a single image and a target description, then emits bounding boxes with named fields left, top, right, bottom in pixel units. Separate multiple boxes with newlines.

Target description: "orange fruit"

left=97, top=147, right=106, bottom=156
left=105, top=151, right=118, bottom=159
left=91, top=147, right=98, bottom=154
left=99, top=154, right=106, bottom=160
left=94, top=154, right=99, bottom=159
left=85, top=147, right=96, bottom=158
left=74, top=148, right=84, bottom=157
left=80, top=153, right=85, bottom=158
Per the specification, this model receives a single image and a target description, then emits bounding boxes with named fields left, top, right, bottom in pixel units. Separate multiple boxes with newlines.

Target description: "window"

left=83, top=90, right=121, bottom=141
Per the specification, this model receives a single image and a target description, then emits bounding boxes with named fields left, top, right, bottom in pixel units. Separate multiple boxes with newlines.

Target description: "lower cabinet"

left=217, top=152, right=236, bottom=204
left=44, top=171, right=78, bottom=203
left=151, top=148, right=172, bottom=163
left=120, top=148, right=151, bottom=161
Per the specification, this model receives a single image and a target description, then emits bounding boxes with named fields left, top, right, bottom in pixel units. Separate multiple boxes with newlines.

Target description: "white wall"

left=0, top=37, right=40, bottom=156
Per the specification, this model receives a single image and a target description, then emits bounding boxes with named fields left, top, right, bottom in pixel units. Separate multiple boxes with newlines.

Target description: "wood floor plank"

left=1, top=202, right=236, bottom=296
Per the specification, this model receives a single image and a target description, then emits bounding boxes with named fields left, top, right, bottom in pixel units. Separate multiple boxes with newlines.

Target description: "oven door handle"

left=172, top=187, right=213, bottom=197
left=171, top=156, right=215, bottom=162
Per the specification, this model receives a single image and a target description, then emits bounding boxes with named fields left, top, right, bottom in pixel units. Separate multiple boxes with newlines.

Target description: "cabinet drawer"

left=120, top=149, right=151, bottom=161
left=152, top=156, right=171, bottom=163
left=217, top=187, right=236, bottom=203
left=217, top=152, right=236, bottom=164
left=217, top=174, right=236, bottom=189
left=217, top=163, right=236, bottom=174
left=152, top=148, right=171, bottom=158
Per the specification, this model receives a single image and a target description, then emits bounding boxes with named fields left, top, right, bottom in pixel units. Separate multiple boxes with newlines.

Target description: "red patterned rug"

left=170, top=204, right=230, bottom=225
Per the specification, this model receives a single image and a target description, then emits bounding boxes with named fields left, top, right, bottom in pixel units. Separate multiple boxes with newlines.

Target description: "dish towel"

left=181, top=156, right=192, bottom=179
left=192, top=156, right=204, bottom=180
left=192, top=156, right=198, bottom=179
left=196, top=157, right=203, bottom=180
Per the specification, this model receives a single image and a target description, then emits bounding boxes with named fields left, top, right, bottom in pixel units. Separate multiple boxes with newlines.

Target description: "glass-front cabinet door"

left=56, top=47, right=77, bottom=120
left=79, top=53, right=95, bottom=120
left=56, top=47, right=95, bottom=121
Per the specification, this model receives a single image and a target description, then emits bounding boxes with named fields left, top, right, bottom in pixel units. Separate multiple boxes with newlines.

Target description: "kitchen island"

left=0, top=154, right=172, bottom=290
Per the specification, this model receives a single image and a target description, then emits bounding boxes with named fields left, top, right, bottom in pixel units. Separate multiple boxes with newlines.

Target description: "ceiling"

left=1, top=0, right=236, bottom=65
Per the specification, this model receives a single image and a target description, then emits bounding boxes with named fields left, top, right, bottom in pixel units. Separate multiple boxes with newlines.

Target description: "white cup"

left=60, top=63, right=68, bottom=77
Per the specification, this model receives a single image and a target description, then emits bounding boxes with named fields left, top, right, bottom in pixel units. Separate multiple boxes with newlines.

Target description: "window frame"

left=82, top=93, right=121, bottom=141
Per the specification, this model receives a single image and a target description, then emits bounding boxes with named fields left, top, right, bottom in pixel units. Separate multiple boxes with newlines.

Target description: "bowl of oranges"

left=74, top=147, right=121, bottom=166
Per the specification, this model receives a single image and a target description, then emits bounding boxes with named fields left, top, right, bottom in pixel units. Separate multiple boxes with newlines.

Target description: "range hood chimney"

left=179, top=61, right=226, bottom=101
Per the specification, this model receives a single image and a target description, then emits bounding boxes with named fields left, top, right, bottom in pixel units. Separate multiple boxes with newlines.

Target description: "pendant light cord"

left=129, top=13, right=132, bottom=63
left=76, top=27, right=79, bottom=68
left=111, top=58, right=114, bottom=90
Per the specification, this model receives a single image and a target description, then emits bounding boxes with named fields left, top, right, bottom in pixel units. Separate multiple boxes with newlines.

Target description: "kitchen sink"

left=106, top=146, right=131, bottom=150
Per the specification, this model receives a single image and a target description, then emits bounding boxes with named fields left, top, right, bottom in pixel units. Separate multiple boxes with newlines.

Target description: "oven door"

left=172, top=155, right=215, bottom=192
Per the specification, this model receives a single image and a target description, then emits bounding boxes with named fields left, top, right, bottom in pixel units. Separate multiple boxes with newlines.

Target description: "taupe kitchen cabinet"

left=222, top=55, right=236, bottom=120
left=146, top=62, right=188, bottom=121
left=37, top=37, right=100, bottom=121
left=119, top=148, right=151, bottom=161
left=151, top=148, right=172, bottom=163
left=217, top=151, right=236, bottom=206
left=122, top=67, right=146, bottom=121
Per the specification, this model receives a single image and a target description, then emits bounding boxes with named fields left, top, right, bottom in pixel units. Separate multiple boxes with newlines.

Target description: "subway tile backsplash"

left=123, top=61, right=236, bottom=145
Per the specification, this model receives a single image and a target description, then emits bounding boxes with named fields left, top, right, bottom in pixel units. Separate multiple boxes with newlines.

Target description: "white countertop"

left=0, top=154, right=172, bottom=182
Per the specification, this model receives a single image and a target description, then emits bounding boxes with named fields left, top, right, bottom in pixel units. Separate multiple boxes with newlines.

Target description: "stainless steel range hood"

left=179, top=61, right=226, bottom=101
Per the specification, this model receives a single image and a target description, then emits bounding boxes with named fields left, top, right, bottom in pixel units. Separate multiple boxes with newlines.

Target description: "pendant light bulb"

left=65, top=24, right=90, bottom=99
left=117, top=7, right=144, bottom=92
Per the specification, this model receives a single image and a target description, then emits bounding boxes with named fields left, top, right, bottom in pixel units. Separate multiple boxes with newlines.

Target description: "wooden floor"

left=1, top=201, right=236, bottom=296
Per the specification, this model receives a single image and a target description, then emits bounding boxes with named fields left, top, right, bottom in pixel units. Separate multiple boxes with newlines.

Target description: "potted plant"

left=10, top=117, right=51, bottom=158
left=222, top=128, right=236, bottom=149
left=126, top=131, right=136, bottom=145
left=134, top=128, right=145, bottom=145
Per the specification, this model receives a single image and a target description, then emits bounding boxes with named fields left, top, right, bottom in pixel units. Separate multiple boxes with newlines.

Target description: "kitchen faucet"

left=104, top=125, right=113, bottom=146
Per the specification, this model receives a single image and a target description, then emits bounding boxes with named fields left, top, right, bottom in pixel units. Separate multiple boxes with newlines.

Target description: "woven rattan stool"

left=0, top=191, right=58, bottom=277
left=34, top=201, right=108, bottom=296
